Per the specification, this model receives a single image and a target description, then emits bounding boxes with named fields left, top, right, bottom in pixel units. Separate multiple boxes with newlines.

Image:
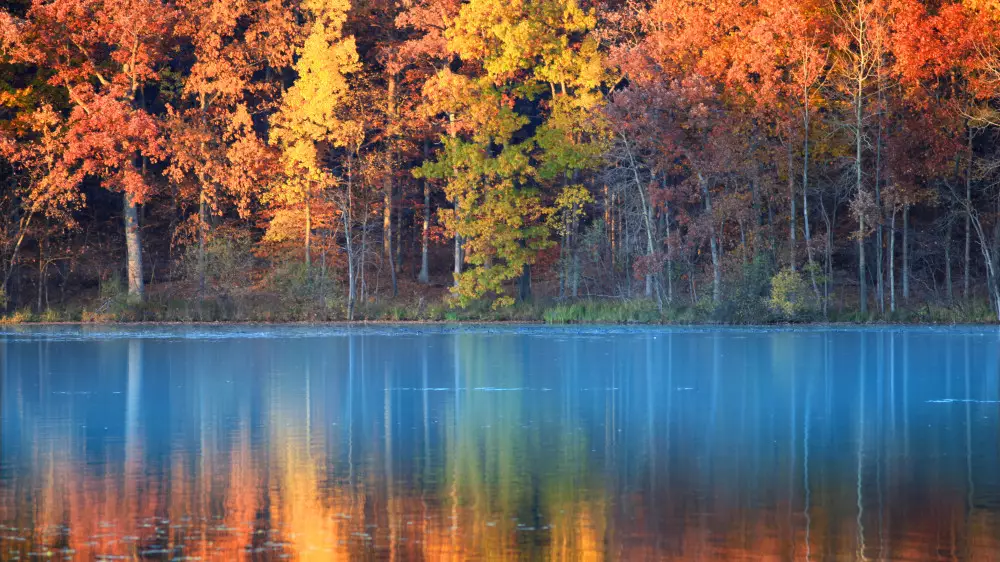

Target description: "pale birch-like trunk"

left=124, top=191, right=144, bottom=299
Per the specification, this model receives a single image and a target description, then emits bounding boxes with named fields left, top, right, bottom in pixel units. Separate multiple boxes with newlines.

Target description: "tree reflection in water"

left=1, top=327, right=1000, bottom=560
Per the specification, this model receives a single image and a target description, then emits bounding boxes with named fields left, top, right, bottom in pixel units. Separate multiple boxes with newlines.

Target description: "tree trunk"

left=196, top=94, right=209, bottom=297
left=359, top=203, right=368, bottom=304
left=395, top=193, right=403, bottom=275
left=858, top=221, right=867, bottom=315
left=689, top=258, right=698, bottom=304
left=448, top=113, right=462, bottom=288
left=621, top=133, right=662, bottom=310
left=902, top=204, right=910, bottom=301
left=418, top=142, right=431, bottom=284
left=198, top=194, right=207, bottom=295
left=345, top=157, right=356, bottom=320
left=2, top=208, right=36, bottom=306
left=945, top=216, right=953, bottom=303
left=385, top=74, right=398, bottom=297
left=645, top=198, right=653, bottom=298
left=124, top=191, right=144, bottom=300
left=320, top=225, right=327, bottom=309
left=665, top=200, right=673, bottom=304
left=889, top=208, right=896, bottom=313
left=874, top=73, right=885, bottom=315
left=701, top=173, right=721, bottom=305
left=802, top=80, right=819, bottom=299
left=453, top=230, right=462, bottom=287
left=965, top=202, right=1000, bottom=321
left=572, top=247, right=580, bottom=298
left=37, top=238, right=44, bottom=312
left=965, top=126, right=972, bottom=299
left=304, top=196, right=312, bottom=270
left=789, top=141, right=796, bottom=271
left=855, top=89, right=866, bottom=316
left=822, top=203, right=833, bottom=319
left=384, top=171, right=397, bottom=297
left=344, top=208, right=355, bottom=321
left=519, top=264, right=531, bottom=302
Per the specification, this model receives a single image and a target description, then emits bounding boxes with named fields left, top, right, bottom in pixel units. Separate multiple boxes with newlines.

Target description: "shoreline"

left=3, top=295, right=998, bottom=326
left=2, top=318, right=997, bottom=327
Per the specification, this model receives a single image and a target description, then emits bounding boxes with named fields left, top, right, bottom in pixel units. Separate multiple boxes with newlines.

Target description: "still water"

left=2, top=325, right=1000, bottom=560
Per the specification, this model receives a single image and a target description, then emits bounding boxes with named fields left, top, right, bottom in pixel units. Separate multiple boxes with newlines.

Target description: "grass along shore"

left=2, top=293, right=997, bottom=325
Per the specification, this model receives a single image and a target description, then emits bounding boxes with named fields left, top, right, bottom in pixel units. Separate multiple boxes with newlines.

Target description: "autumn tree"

left=268, top=0, right=363, bottom=315
left=164, top=0, right=291, bottom=295
left=0, top=99, right=83, bottom=307
left=1, top=0, right=173, bottom=299
left=415, top=0, right=610, bottom=306
left=830, top=0, right=892, bottom=315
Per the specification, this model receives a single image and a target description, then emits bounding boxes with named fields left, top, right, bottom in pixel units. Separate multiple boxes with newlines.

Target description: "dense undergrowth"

left=2, top=294, right=995, bottom=325
left=2, top=258, right=996, bottom=325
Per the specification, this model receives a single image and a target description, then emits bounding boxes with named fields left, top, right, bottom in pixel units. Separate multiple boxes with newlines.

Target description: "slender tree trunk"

left=665, top=199, right=673, bottom=304
left=889, top=208, right=896, bottom=313
left=448, top=113, right=462, bottom=287
left=964, top=126, right=972, bottom=300
left=453, top=230, right=462, bottom=286
left=558, top=214, right=566, bottom=298
left=384, top=172, right=397, bottom=297
left=822, top=203, right=833, bottom=318
left=345, top=154, right=355, bottom=320
left=395, top=193, right=403, bottom=275
left=700, top=172, right=721, bottom=304
left=902, top=205, right=910, bottom=301
left=304, top=196, right=312, bottom=270
left=856, top=99, right=867, bottom=316
left=572, top=224, right=580, bottom=298
left=789, top=141, right=796, bottom=271
left=966, top=202, right=1000, bottom=321
left=739, top=221, right=747, bottom=269
left=383, top=77, right=398, bottom=297
left=360, top=203, right=368, bottom=303
left=196, top=94, right=209, bottom=297
left=803, top=83, right=819, bottom=298
left=519, top=264, right=531, bottom=302
left=320, top=225, right=327, bottom=309
left=645, top=202, right=653, bottom=298
left=2, top=208, right=36, bottom=304
left=945, top=216, right=953, bottom=303
left=874, top=75, right=885, bottom=314
left=418, top=140, right=431, bottom=284
left=689, top=258, right=697, bottom=304
left=37, top=238, right=44, bottom=312
left=621, top=134, right=662, bottom=310
left=198, top=194, right=207, bottom=295
left=344, top=208, right=354, bottom=320
left=124, top=191, right=144, bottom=300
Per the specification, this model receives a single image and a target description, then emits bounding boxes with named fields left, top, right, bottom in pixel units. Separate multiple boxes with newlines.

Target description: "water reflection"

left=2, top=327, right=1000, bottom=560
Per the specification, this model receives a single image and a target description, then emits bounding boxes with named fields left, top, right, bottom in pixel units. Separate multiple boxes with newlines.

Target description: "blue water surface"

left=2, top=325, right=1000, bottom=560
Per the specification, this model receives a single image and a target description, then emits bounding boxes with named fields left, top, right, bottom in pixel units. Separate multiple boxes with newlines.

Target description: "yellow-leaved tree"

left=417, top=0, right=607, bottom=308
left=267, top=0, right=363, bottom=317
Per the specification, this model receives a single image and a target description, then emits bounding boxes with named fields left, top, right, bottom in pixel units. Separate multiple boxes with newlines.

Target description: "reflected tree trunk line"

left=384, top=361, right=398, bottom=562
left=803, top=336, right=814, bottom=562
left=964, top=336, right=974, bottom=562
left=856, top=333, right=867, bottom=561
left=125, top=339, right=142, bottom=494
left=348, top=334, right=356, bottom=485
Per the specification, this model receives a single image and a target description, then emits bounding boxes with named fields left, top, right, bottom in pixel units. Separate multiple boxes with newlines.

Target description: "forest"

left=1, top=0, right=1000, bottom=323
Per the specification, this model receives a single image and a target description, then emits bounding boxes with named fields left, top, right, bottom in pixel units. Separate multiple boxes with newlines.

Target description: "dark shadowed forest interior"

left=3, top=0, right=1000, bottom=323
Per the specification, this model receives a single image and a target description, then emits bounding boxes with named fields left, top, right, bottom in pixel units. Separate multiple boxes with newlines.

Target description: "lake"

left=2, top=325, right=1000, bottom=560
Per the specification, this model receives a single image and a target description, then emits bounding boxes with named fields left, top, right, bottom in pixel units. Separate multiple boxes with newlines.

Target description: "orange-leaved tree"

left=2, top=0, right=172, bottom=300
